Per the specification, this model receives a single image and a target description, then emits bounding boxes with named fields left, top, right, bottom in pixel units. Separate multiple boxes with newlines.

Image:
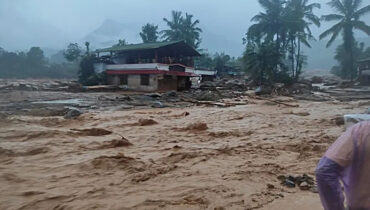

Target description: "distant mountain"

left=82, top=19, right=142, bottom=49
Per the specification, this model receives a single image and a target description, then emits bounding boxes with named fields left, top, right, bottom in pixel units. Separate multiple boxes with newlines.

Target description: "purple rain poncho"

left=316, top=121, right=370, bottom=210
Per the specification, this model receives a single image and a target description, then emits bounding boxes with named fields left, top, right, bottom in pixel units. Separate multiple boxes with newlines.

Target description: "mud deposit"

left=0, top=90, right=367, bottom=209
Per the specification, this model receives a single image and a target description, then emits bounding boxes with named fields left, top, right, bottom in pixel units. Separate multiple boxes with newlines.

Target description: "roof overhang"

left=96, top=40, right=200, bottom=57
left=106, top=70, right=198, bottom=77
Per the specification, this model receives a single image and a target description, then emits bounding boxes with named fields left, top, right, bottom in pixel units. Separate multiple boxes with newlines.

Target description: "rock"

left=310, top=185, right=318, bottom=193
left=285, top=179, right=296, bottom=188
left=151, top=101, right=164, bottom=108
left=64, top=108, right=82, bottom=119
left=299, top=181, right=309, bottom=190
left=267, top=184, right=275, bottom=189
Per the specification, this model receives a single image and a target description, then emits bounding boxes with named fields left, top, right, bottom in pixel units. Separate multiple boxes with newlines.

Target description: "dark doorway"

left=141, top=74, right=150, bottom=86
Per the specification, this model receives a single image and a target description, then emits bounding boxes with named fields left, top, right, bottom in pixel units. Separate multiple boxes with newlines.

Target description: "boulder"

left=299, top=181, right=309, bottom=190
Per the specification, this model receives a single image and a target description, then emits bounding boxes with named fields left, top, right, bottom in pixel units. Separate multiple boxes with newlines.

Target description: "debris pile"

left=278, top=174, right=317, bottom=192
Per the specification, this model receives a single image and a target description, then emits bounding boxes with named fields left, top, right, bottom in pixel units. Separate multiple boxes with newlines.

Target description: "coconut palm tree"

left=320, top=0, right=370, bottom=80
left=140, top=23, right=159, bottom=43
left=161, top=11, right=202, bottom=49
left=162, top=11, right=183, bottom=42
left=248, top=0, right=286, bottom=49
left=285, top=0, right=321, bottom=79
left=181, top=13, right=202, bottom=49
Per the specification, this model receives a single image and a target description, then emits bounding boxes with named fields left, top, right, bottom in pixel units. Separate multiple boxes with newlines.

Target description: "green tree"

left=27, top=47, right=45, bottom=66
left=181, top=13, right=202, bottom=48
left=64, top=43, right=82, bottom=62
left=140, top=23, right=159, bottom=43
left=285, top=0, right=320, bottom=80
left=162, top=11, right=202, bottom=48
left=331, top=42, right=368, bottom=77
left=247, top=0, right=288, bottom=81
left=243, top=41, right=287, bottom=85
left=245, top=0, right=321, bottom=83
left=78, top=54, right=97, bottom=85
left=320, top=0, right=370, bottom=80
left=247, top=0, right=287, bottom=50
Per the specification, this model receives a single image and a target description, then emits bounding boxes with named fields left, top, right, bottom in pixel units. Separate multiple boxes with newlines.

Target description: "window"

left=141, top=74, right=150, bottom=86
left=119, top=75, right=128, bottom=85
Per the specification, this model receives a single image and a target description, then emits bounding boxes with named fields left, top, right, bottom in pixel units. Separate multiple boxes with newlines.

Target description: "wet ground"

left=0, top=80, right=369, bottom=209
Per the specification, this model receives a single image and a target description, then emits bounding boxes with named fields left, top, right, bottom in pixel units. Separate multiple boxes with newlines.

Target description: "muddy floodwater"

left=0, top=83, right=369, bottom=209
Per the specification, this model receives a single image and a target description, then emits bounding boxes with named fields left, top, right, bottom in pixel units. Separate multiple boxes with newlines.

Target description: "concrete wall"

left=126, top=74, right=158, bottom=92
left=107, top=74, right=191, bottom=92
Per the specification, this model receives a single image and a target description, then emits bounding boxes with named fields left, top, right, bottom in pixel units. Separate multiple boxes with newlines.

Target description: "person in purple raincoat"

left=316, top=121, right=370, bottom=210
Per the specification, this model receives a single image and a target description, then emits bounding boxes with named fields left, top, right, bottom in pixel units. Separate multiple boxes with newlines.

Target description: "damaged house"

left=94, top=40, right=201, bottom=91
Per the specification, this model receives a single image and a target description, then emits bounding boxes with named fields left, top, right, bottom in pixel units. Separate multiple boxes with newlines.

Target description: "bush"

left=78, top=55, right=96, bottom=85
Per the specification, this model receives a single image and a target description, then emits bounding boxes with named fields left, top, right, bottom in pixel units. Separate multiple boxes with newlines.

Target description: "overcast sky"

left=0, top=0, right=369, bottom=56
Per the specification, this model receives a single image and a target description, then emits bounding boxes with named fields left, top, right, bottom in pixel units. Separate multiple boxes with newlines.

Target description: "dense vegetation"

left=321, top=0, right=370, bottom=80
left=242, top=0, right=370, bottom=84
left=0, top=47, right=77, bottom=79
left=243, top=0, right=321, bottom=85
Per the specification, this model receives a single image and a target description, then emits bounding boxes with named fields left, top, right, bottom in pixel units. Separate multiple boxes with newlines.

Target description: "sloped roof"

left=96, top=40, right=200, bottom=56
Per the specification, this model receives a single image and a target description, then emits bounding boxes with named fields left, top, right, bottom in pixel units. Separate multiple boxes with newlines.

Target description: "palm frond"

left=352, top=0, right=363, bottom=11
left=321, top=14, right=344, bottom=21
left=305, top=13, right=321, bottom=27
left=354, top=5, right=370, bottom=18
left=319, top=21, right=343, bottom=40
left=327, top=0, right=346, bottom=14
left=353, top=20, right=370, bottom=35
left=307, top=2, right=321, bottom=10
left=300, top=36, right=312, bottom=48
